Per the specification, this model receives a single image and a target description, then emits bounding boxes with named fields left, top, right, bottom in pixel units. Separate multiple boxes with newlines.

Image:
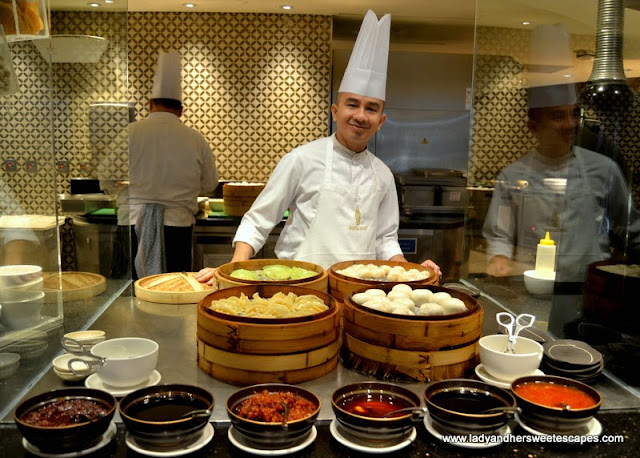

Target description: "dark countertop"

left=1, top=413, right=639, bottom=457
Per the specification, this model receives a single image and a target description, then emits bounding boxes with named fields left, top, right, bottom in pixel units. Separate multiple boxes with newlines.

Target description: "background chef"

left=197, top=10, right=440, bottom=284
left=129, top=50, right=219, bottom=279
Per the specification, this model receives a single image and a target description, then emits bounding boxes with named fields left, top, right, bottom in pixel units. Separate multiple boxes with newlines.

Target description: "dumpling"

left=418, top=303, right=446, bottom=316
left=439, top=298, right=467, bottom=314
left=387, top=290, right=411, bottom=302
left=410, top=289, right=433, bottom=305
left=262, top=264, right=293, bottom=281
left=351, top=292, right=371, bottom=305
left=392, top=297, right=415, bottom=308
left=431, top=292, right=452, bottom=304
left=365, top=289, right=386, bottom=297
left=392, top=305, right=414, bottom=315
left=392, top=284, right=413, bottom=294
left=230, top=269, right=259, bottom=281
left=369, top=267, right=387, bottom=280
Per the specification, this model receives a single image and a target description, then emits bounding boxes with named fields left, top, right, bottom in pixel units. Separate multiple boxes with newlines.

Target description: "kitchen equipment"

left=222, top=182, right=265, bottom=216
left=496, top=312, right=535, bottom=353
left=134, top=272, right=217, bottom=304
left=70, top=178, right=102, bottom=195
left=42, top=271, right=106, bottom=303
left=58, top=193, right=115, bottom=214
left=394, top=169, right=467, bottom=215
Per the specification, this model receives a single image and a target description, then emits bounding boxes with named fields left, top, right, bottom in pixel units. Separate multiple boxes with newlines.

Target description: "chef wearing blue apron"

left=196, top=10, right=440, bottom=281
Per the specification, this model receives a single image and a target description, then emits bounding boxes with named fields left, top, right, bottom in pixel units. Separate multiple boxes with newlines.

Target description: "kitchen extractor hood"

left=33, top=34, right=108, bottom=63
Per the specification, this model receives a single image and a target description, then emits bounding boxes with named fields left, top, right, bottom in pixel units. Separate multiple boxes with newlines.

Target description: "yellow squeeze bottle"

left=534, top=232, right=556, bottom=278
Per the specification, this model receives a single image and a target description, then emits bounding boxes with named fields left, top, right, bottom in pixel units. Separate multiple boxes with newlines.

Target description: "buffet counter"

left=2, top=276, right=640, bottom=456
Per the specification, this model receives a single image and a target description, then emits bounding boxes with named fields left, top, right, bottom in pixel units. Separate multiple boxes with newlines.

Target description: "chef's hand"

left=420, top=259, right=442, bottom=278
left=486, top=255, right=513, bottom=277
left=195, top=267, right=217, bottom=286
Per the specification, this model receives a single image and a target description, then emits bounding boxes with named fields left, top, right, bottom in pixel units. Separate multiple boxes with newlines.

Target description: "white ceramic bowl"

left=52, top=353, right=95, bottom=381
left=479, top=334, right=543, bottom=382
left=0, top=352, right=21, bottom=379
left=63, top=330, right=106, bottom=352
left=0, top=277, right=43, bottom=302
left=86, top=337, right=159, bottom=387
left=523, top=270, right=555, bottom=295
left=0, top=265, right=42, bottom=288
left=0, top=292, right=45, bottom=329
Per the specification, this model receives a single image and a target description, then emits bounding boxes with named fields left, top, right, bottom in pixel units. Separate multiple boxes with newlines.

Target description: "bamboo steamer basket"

left=328, top=259, right=438, bottom=302
left=134, top=272, right=217, bottom=304
left=222, top=183, right=265, bottom=216
left=197, top=284, right=341, bottom=385
left=215, top=259, right=328, bottom=293
left=341, top=284, right=483, bottom=382
left=42, top=271, right=106, bottom=303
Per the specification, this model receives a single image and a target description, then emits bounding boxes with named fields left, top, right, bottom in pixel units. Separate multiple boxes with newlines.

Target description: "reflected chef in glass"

left=482, top=25, right=639, bottom=284
left=197, top=10, right=440, bottom=284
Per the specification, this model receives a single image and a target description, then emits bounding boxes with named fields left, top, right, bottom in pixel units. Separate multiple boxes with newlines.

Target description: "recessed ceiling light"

left=184, top=2, right=196, bottom=7
left=87, top=2, right=101, bottom=6
left=104, top=0, right=114, bottom=3
left=563, top=74, right=573, bottom=78
left=282, top=5, right=293, bottom=10
left=522, top=21, right=531, bottom=25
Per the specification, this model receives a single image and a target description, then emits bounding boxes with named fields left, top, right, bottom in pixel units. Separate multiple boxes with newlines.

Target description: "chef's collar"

left=331, top=133, right=369, bottom=160
left=531, top=147, right=571, bottom=172
left=149, top=111, right=180, bottom=120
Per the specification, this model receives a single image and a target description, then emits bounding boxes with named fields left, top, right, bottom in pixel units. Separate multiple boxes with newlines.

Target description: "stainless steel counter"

left=7, top=280, right=640, bottom=424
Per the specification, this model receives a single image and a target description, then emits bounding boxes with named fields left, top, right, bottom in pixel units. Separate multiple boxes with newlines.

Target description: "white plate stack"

left=0, top=265, right=44, bottom=330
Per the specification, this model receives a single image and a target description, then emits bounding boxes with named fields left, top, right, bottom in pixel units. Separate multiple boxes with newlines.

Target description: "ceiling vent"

left=33, top=35, right=108, bottom=63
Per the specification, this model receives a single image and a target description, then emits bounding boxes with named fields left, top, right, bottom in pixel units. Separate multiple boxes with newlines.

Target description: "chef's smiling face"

left=332, top=92, right=386, bottom=153
left=527, top=104, right=578, bottom=156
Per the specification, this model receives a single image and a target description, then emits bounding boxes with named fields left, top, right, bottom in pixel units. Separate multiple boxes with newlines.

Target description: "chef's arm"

left=231, top=242, right=254, bottom=262
left=486, top=255, right=513, bottom=277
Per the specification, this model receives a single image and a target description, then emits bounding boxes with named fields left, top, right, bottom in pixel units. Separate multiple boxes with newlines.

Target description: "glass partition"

left=466, top=0, right=640, bottom=391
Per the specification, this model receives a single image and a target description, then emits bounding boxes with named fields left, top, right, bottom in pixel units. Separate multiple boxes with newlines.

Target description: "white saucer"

left=515, top=413, right=602, bottom=438
left=125, top=422, right=214, bottom=457
left=85, top=370, right=161, bottom=397
left=475, top=364, right=545, bottom=389
left=423, top=412, right=510, bottom=449
left=22, top=421, right=116, bottom=457
left=228, top=425, right=317, bottom=456
left=329, top=419, right=417, bottom=454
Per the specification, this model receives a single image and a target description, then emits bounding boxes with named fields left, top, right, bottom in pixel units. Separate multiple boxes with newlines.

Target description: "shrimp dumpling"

left=439, top=298, right=467, bottom=314
left=418, top=303, right=446, bottom=316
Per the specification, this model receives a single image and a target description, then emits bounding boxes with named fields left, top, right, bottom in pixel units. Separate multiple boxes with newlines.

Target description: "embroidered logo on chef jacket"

left=350, top=205, right=369, bottom=231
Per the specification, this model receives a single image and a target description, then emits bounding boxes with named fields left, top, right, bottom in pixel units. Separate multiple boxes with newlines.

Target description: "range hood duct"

left=33, top=34, right=108, bottom=63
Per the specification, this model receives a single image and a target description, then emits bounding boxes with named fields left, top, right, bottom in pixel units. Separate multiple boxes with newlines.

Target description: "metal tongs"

left=496, top=312, right=536, bottom=353
left=61, top=337, right=107, bottom=375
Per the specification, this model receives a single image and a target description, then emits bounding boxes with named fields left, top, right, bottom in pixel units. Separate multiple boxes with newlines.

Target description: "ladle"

left=280, top=402, right=289, bottom=431
left=177, top=409, right=212, bottom=421
left=382, top=407, right=428, bottom=418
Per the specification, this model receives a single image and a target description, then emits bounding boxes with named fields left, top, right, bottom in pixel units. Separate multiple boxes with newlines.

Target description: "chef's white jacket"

left=233, top=134, right=403, bottom=261
left=128, top=112, right=219, bottom=226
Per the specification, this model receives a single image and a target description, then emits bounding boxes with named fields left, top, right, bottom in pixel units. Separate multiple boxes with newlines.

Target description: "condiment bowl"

left=479, top=334, right=543, bottom=381
left=524, top=270, right=555, bottom=295
left=424, top=379, right=517, bottom=435
left=62, top=330, right=106, bottom=353
left=0, top=292, right=45, bottom=329
left=14, top=388, right=116, bottom=454
left=0, top=277, right=43, bottom=301
left=0, top=265, right=42, bottom=288
left=69, top=337, right=158, bottom=387
left=331, top=382, right=422, bottom=446
left=119, top=384, right=214, bottom=447
left=226, top=383, right=320, bottom=450
left=511, top=375, right=601, bottom=433
left=52, top=353, right=95, bottom=381
left=0, top=352, right=20, bottom=379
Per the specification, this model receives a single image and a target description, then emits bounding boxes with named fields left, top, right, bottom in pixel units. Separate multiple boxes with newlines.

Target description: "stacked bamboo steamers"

left=196, top=258, right=484, bottom=385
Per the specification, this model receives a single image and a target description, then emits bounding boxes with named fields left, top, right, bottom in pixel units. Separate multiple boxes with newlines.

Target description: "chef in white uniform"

left=129, top=50, right=219, bottom=279
left=196, top=10, right=440, bottom=282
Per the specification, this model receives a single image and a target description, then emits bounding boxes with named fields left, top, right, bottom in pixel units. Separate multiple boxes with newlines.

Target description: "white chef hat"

left=151, top=50, right=182, bottom=102
left=528, top=83, right=577, bottom=109
left=338, top=10, right=391, bottom=101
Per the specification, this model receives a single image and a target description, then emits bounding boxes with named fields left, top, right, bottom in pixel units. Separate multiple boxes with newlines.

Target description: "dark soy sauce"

left=127, top=394, right=207, bottom=422
left=430, top=390, right=505, bottom=414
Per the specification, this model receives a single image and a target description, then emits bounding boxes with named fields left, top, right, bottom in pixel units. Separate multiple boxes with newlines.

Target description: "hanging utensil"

left=496, top=312, right=536, bottom=353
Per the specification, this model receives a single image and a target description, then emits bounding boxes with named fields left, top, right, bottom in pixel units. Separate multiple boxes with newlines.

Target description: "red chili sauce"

left=339, top=393, right=414, bottom=418
left=22, top=399, right=108, bottom=427
left=235, top=390, right=317, bottom=423
left=514, top=382, right=597, bottom=410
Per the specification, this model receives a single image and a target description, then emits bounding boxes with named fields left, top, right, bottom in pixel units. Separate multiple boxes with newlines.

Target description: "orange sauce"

left=514, top=382, right=597, bottom=410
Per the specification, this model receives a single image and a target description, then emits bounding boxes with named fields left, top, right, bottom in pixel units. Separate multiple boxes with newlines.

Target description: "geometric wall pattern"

left=1, top=11, right=331, bottom=217
left=127, top=13, right=332, bottom=181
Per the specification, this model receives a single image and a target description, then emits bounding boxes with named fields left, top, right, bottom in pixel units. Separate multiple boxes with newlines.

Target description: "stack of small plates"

left=541, top=339, right=604, bottom=384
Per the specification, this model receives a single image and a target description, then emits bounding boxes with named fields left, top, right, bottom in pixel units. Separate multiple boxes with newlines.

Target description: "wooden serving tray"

left=42, top=271, right=107, bottom=303
left=135, top=272, right=217, bottom=304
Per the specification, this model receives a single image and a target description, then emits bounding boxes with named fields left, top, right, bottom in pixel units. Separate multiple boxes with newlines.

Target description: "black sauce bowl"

left=511, top=375, right=602, bottom=433
left=119, top=384, right=214, bottom=447
left=331, top=382, right=422, bottom=446
left=226, top=383, right=320, bottom=450
left=14, top=388, right=116, bottom=453
left=424, top=379, right=516, bottom=435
